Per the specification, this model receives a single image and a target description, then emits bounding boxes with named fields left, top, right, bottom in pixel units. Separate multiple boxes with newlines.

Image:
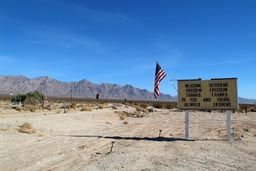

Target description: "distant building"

left=42, top=93, right=48, bottom=107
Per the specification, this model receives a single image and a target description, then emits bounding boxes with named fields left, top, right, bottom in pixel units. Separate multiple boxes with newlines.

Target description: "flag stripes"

left=154, top=62, right=166, bottom=99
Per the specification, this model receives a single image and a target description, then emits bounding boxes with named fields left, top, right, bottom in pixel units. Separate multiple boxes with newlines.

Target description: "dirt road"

left=1, top=105, right=256, bottom=171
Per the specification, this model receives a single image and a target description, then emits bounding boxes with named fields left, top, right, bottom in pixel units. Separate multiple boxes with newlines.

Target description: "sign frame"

left=178, top=78, right=238, bottom=110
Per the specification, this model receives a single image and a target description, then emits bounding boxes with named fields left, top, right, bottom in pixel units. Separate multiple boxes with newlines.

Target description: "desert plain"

left=0, top=101, right=256, bottom=171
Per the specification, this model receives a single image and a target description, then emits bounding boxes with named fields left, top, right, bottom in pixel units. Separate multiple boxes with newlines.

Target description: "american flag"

left=154, top=62, right=166, bottom=99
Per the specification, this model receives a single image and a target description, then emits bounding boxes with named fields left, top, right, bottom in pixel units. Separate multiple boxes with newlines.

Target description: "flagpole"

left=169, top=78, right=178, bottom=93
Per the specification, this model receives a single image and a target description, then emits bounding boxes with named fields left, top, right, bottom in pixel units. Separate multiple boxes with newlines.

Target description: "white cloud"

left=0, top=55, right=17, bottom=63
left=26, top=26, right=98, bottom=49
left=201, top=57, right=255, bottom=66
left=59, top=1, right=128, bottom=24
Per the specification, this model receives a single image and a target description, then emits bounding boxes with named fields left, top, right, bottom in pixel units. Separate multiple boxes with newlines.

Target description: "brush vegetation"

left=81, top=107, right=93, bottom=112
left=11, top=91, right=43, bottom=105
left=18, top=122, right=36, bottom=134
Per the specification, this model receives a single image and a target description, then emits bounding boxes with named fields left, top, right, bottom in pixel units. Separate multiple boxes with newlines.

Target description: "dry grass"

left=81, top=107, right=93, bottom=112
left=98, top=103, right=109, bottom=109
left=56, top=110, right=63, bottom=114
left=112, top=106, right=117, bottom=110
left=164, top=103, right=176, bottom=109
left=135, top=105, right=148, bottom=114
left=135, top=111, right=147, bottom=118
left=30, top=106, right=37, bottom=112
left=139, top=103, right=148, bottom=109
left=44, top=105, right=52, bottom=111
left=250, top=108, right=256, bottom=112
left=69, top=103, right=77, bottom=109
left=18, top=122, right=36, bottom=134
left=0, top=128, right=11, bottom=131
left=76, top=104, right=83, bottom=108
left=38, top=131, right=46, bottom=137
left=22, top=107, right=29, bottom=112
left=152, top=103, right=164, bottom=109
left=26, top=105, right=38, bottom=112
left=118, top=112, right=127, bottom=120
left=87, top=103, right=97, bottom=108
left=15, top=106, right=22, bottom=112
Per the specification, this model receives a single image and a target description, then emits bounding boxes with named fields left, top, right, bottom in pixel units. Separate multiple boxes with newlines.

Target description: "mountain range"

left=0, top=75, right=175, bottom=101
left=0, top=75, right=255, bottom=104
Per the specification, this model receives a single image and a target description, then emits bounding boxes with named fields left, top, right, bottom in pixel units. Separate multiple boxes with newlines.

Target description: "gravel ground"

left=0, top=104, right=256, bottom=171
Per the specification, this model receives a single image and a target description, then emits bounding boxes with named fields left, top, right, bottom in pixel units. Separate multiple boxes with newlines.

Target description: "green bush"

left=11, top=94, right=26, bottom=103
left=11, top=91, right=43, bottom=105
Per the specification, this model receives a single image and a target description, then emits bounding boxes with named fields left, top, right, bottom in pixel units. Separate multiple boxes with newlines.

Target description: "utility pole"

left=70, top=82, right=73, bottom=102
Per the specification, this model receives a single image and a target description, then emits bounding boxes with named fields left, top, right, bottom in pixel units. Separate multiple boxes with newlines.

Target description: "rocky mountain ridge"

left=1, top=75, right=255, bottom=104
left=0, top=75, right=175, bottom=101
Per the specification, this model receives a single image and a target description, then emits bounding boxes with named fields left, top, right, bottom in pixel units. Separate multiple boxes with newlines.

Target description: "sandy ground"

left=0, top=103, right=256, bottom=171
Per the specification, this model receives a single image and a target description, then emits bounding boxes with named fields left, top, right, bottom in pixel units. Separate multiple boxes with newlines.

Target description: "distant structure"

left=42, top=93, right=48, bottom=107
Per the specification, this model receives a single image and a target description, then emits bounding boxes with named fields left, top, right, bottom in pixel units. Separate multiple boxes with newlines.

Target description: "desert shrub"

left=88, top=103, right=97, bottom=108
left=135, top=105, right=143, bottom=112
left=15, top=106, right=22, bottom=112
left=135, top=111, right=147, bottom=118
left=129, top=103, right=136, bottom=108
left=139, top=103, right=148, bottom=109
left=18, top=122, right=36, bottom=134
left=0, top=128, right=10, bottom=131
left=238, top=109, right=244, bottom=113
left=239, top=105, right=249, bottom=113
left=98, top=105, right=104, bottom=109
left=11, top=91, right=43, bottom=105
left=123, top=121, right=128, bottom=124
left=26, top=91, right=42, bottom=104
left=44, top=105, right=52, bottom=111
left=22, top=107, right=28, bottom=111
left=61, top=105, right=70, bottom=110
left=11, top=94, right=26, bottom=103
left=164, top=103, right=177, bottom=109
left=153, top=103, right=164, bottom=109
left=120, top=115, right=126, bottom=120
left=81, top=107, right=92, bottom=112
left=76, top=104, right=82, bottom=108
left=56, top=110, right=62, bottom=114
left=250, top=108, right=256, bottom=112
left=69, top=103, right=77, bottom=109
left=118, top=112, right=127, bottom=120
left=38, top=132, right=46, bottom=137
left=27, top=106, right=37, bottom=112
left=112, top=106, right=117, bottom=110
left=22, top=122, right=32, bottom=129
left=135, top=105, right=148, bottom=113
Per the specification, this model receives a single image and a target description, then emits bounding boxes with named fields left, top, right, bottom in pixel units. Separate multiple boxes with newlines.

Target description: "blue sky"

left=0, top=0, right=256, bottom=98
